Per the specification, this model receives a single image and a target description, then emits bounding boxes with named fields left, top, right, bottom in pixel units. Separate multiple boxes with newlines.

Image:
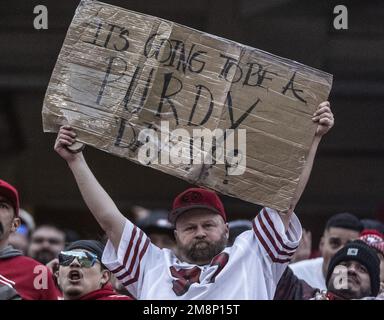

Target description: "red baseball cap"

left=0, top=179, right=19, bottom=217
left=169, top=188, right=226, bottom=224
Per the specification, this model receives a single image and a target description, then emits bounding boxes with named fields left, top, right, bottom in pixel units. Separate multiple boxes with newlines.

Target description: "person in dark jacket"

left=274, top=267, right=317, bottom=300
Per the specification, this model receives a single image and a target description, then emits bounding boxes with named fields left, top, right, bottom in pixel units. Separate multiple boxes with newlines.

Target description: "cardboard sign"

left=42, top=0, right=333, bottom=211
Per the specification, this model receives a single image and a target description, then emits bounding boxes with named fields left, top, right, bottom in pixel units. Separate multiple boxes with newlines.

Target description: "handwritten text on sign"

left=42, top=0, right=332, bottom=211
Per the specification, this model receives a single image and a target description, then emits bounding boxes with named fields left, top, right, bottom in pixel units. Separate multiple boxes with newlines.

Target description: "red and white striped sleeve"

left=101, top=219, right=158, bottom=298
left=253, top=207, right=302, bottom=264
left=0, top=274, right=15, bottom=288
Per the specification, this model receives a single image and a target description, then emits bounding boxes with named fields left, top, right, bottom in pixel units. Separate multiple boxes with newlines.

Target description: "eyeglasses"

left=58, top=250, right=98, bottom=268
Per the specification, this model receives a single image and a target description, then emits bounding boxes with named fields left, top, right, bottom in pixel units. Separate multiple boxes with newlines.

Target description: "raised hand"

left=312, top=101, right=334, bottom=137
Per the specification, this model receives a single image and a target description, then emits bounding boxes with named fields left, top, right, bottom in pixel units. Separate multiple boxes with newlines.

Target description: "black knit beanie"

left=326, top=240, right=380, bottom=296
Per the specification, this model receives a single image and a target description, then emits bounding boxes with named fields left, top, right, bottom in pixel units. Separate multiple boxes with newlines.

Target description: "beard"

left=179, top=234, right=227, bottom=265
left=328, top=274, right=372, bottom=300
left=328, top=287, right=370, bottom=300
left=33, top=249, right=57, bottom=265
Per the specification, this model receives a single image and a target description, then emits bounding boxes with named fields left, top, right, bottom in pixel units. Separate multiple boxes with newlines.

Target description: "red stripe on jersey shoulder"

left=257, top=213, right=295, bottom=257
left=110, top=226, right=138, bottom=274
left=253, top=220, right=291, bottom=263
left=123, top=238, right=151, bottom=286
left=262, top=208, right=298, bottom=251
left=117, top=229, right=145, bottom=281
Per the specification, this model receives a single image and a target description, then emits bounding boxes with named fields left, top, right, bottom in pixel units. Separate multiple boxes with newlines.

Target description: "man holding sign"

left=53, top=101, right=333, bottom=299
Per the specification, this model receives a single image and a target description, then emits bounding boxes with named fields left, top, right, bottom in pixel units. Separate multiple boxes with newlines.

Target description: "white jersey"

left=102, top=207, right=302, bottom=300
left=289, top=257, right=326, bottom=290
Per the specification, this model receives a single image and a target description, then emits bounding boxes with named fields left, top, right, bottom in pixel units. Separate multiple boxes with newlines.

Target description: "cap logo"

left=181, top=191, right=203, bottom=204
left=365, top=235, right=380, bottom=245
left=347, top=248, right=358, bottom=256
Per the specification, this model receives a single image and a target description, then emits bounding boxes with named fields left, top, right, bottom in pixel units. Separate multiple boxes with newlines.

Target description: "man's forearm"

left=67, top=155, right=125, bottom=248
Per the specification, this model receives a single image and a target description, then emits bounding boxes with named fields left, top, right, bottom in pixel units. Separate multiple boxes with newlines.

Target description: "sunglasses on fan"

left=58, top=250, right=98, bottom=268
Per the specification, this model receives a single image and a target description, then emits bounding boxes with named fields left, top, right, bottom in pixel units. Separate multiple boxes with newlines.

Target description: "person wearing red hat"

left=0, top=179, right=61, bottom=300
left=359, top=229, right=384, bottom=295
left=54, top=102, right=334, bottom=299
